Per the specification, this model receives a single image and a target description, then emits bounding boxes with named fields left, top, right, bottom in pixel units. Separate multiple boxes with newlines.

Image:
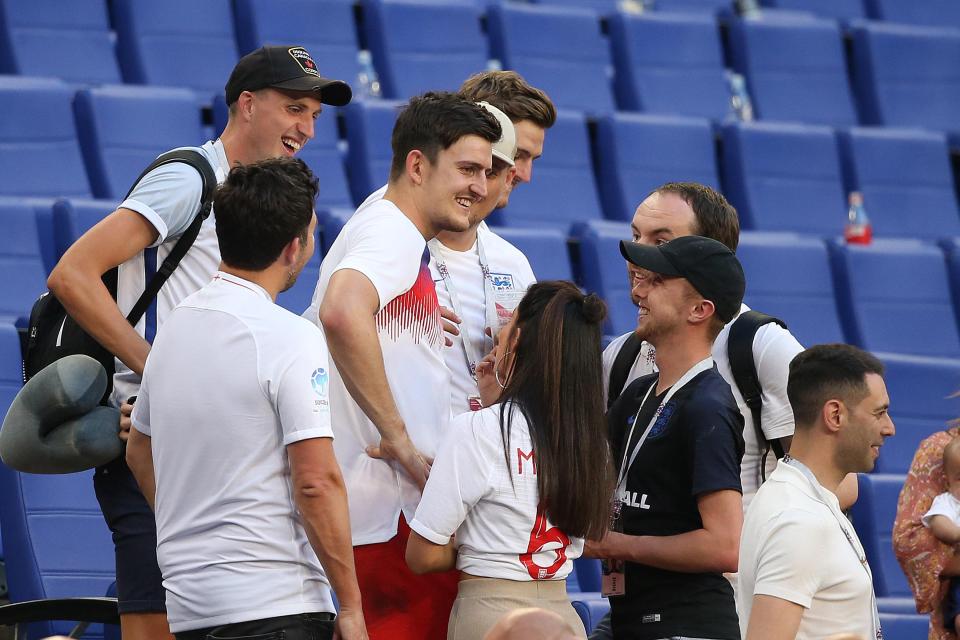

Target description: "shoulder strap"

left=123, top=149, right=218, bottom=327
left=728, top=310, right=789, bottom=471
left=608, top=332, right=645, bottom=411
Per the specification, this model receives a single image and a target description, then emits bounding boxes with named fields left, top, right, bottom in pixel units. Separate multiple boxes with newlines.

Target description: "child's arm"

left=928, top=514, right=960, bottom=545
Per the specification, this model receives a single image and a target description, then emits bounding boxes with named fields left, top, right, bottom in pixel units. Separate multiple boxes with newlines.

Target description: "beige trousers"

left=447, top=577, right=587, bottom=640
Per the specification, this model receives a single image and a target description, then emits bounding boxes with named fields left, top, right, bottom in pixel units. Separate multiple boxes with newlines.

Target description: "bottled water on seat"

left=844, top=191, right=873, bottom=245
left=356, top=50, right=382, bottom=100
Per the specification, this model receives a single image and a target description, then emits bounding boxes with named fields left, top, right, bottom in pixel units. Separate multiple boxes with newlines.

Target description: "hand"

left=583, top=531, right=624, bottom=559
left=475, top=349, right=502, bottom=407
left=333, top=607, right=368, bottom=640
left=118, top=402, right=134, bottom=442
left=366, top=432, right=433, bottom=491
left=439, top=306, right=460, bottom=347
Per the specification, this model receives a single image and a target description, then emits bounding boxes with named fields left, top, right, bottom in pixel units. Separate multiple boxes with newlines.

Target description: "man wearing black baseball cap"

left=48, top=45, right=351, bottom=640
left=584, top=235, right=747, bottom=640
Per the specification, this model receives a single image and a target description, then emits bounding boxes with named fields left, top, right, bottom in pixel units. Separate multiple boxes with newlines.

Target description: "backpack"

left=606, top=310, right=789, bottom=481
left=22, top=149, right=218, bottom=404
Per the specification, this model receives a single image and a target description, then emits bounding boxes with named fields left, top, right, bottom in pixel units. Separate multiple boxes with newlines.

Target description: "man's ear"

left=280, top=235, right=302, bottom=267
left=405, top=149, right=427, bottom=186
left=689, top=298, right=716, bottom=326
left=236, top=91, right=256, bottom=122
left=821, top=399, right=844, bottom=434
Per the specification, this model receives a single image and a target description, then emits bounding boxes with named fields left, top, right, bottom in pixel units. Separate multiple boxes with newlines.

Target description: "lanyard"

left=781, top=456, right=883, bottom=640
left=614, top=357, right=714, bottom=497
left=428, top=235, right=497, bottom=379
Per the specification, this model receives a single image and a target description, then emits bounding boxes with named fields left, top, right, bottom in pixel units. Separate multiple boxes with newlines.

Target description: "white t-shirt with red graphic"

left=303, top=198, right=451, bottom=545
left=411, top=402, right=582, bottom=581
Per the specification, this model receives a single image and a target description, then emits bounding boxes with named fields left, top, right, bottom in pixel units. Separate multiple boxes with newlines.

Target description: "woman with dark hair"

left=404, top=281, right=615, bottom=640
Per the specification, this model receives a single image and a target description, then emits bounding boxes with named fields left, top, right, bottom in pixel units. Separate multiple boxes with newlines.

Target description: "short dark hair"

left=788, top=344, right=885, bottom=428
left=655, top=182, right=740, bottom=252
left=389, top=91, right=502, bottom=181
left=458, top=70, right=557, bottom=129
left=214, top=157, right=317, bottom=271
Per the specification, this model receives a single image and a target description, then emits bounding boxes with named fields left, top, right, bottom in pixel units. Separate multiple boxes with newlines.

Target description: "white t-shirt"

left=131, top=272, right=336, bottom=632
left=601, top=304, right=804, bottom=510
left=922, top=492, right=960, bottom=528
left=113, top=139, right=229, bottom=407
left=303, top=198, right=451, bottom=545
left=411, top=403, right=583, bottom=581
left=738, top=462, right=876, bottom=640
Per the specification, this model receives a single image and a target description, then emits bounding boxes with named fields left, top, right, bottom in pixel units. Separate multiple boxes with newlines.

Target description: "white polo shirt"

left=113, top=139, right=229, bottom=407
left=411, top=403, right=582, bottom=581
left=738, top=462, right=876, bottom=640
left=303, top=197, right=450, bottom=545
left=132, top=272, right=336, bottom=632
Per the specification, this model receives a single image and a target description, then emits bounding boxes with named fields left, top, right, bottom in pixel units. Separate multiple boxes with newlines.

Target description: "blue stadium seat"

left=343, top=99, right=402, bottom=205
left=850, top=474, right=917, bottom=613
left=0, top=322, right=22, bottom=416
left=299, top=110, right=354, bottom=210
left=721, top=121, right=846, bottom=235
left=608, top=12, right=730, bottom=120
left=571, top=596, right=610, bottom=634
left=276, top=221, right=323, bottom=316
left=866, top=0, right=960, bottom=29
left=879, top=613, right=933, bottom=638
left=850, top=22, right=960, bottom=137
left=942, top=238, right=960, bottom=330
left=319, top=207, right=355, bottom=254
left=361, top=0, right=486, bottom=100
left=0, top=0, right=121, bottom=85
left=530, top=0, right=618, bottom=14
left=0, top=77, right=91, bottom=199
left=838, top=127, right=960, bottom=241
left=573, top=557, right=601, bottom=593
left=233, top=0, right=361, bottom=86
left=728, top=16, right=859, bottom=127
left=50, top=198, right=114, bottom=262
left=830, top=239, right=960, bottom=357
left=572, top=220, right=636, bottom=335
left=760, top=0, right=866, bottom=22
left=487, top=4, right=615, bottom=115
left=0, top=199, right=52, bottom=323
left=654, top=0, right=733, bottom=14
left=111, top=0, right=237, bottom=100
left=494, top=111, right=604, bottom=231
left=74, top=85, right=202, bottom=200
left=595, top=113, right=718, bottom=222
left=486, top=227, right=572, bottom=281
left=736, top=232, right=844, bottom=346
left=874, top=352, right=960, bottom=475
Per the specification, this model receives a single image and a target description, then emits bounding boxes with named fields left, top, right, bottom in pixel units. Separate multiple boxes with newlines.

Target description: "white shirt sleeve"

left=332, top=209, right=425, bottom=312
left=130, top=358, right=153, bottom=437
left=269, top=322, right=335, bottom=446
left=751, top=510, right=830, bottom=608
left=922, top=493, right=959, bottom=528
left=119, top=160, right=205, bottom=246
left=753, top=323, right=805, bottom=441
left=410, top=411, right=499, bottom=545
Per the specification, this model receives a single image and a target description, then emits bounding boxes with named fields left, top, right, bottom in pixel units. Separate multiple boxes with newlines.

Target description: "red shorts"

left=354, top=516, right=459, bottom=640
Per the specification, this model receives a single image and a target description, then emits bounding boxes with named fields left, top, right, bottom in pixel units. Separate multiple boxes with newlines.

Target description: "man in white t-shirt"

left=739, top=344, right=894, bottom=640
left=125, top=158, right=366, bottom=640
left=303, top=92, right=501, bottom=640
left=47, top=45, right=350, bottom=640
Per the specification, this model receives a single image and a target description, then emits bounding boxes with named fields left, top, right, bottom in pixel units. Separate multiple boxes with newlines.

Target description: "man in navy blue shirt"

left=586, top=236, right=746, bottom=640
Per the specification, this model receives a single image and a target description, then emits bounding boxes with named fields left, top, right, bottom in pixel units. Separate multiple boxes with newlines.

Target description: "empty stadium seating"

left=296, top=108, right=354, bottom=211
left=607, top=11, right=730, bottom=121
left=487, top=227, right=572, bottom=281
left=573, top=220, right=636, bottom=335
left=879, top=612, right=931, bottom=639
left=571, top=596, right=609, bottom=634
left=654, top=0, right=732, bottom=14
left=0, top=199, right=51, bottom=323
left=343, top=99, right=402, bottom=203
left=49, top=199, right=113, bottom=263
left=319, top=207, right=356, bottom=254
left=866, top=0, right=960, bottom=30
left=728, top=16, right=858, bottom=127
left=761, top=0, right=865, bottom=22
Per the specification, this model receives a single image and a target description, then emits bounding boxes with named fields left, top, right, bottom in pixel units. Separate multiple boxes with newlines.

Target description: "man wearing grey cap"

left=47, top=45, right=350, bottom=640
left=584, top=236, right=746, bottom=640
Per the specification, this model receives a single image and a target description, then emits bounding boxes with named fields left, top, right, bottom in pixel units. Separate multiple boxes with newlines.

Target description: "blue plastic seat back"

left=831, top=239, right=960, bottom=357
left=736, top=232, right=844, bottom=346
left=0, top=77, right=91, bottom=199
left=721, top=121, right=845, bottom=235
left=362, top=0, right=487, bottom=100
left=851, top=22, right=960, bottom=134
left=0, top=199, right=52, bottom=322
left=530, top=0, right=619, bottom=14
left=866, top=0, right=960, bottom=29
left=761, top=0, right=866, bottom=22
left=573, top=220, right=636, bottom=335
left=595, top=113, right=718, bottom=222
left=343, top=100, right=403, bottom=205
left=0, top=0, right=121, bottom=85
left=74, top=85, right=202, bottom=200
left=874, top=353, right=960, bottom=475
left=571, top=597, right=610, bottom=634
left=487, top=227, right=572, bottom=282
left=654, top=0, right=733, bottom=14
left=488, top=4, right=615, bottom=115
left=728, top=16, right=858, bottom=127
left=50, top=198, right=114, bottom=262
left=112, top=0, right=237, bottom=98
left=839, top=127, right=960, bottom=241
left=879, top=613, right=937, bottom=638
left=233, top=0, right=361, bottom=86
left=496, top=111, right=604, bottom=230
left=319, top=207, right=355, bottom=254
left=850, top=474, right=908, bottom=598
left=295, top=111, right=354, bottom=210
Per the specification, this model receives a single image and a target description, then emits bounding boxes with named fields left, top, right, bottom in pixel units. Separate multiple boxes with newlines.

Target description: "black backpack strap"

left=122, top=149, right=218, bottom=327
left=608, top=332, right=645, bottom=411
left=728, top=310, right=789, bottom=481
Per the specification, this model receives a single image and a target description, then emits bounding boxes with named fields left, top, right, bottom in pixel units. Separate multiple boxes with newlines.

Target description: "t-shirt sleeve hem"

left=330, top=262, right=392, bottom=312
left=752, top=585, right=813, bottom=609
left=130, top=416, right=150, bottom=437
left=282, top=428, right=334, bottom=447
left=409, top=518, right=451, bottom=545
left=119, top=198, right=168, bottom=246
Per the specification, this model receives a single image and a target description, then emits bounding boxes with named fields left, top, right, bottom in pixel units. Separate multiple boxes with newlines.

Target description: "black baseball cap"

left=225, top=45, right=352, bottom=106
left=619, top=235, right=745, bottom=323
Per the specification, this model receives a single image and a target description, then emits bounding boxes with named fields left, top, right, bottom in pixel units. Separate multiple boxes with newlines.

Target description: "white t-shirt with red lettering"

left=411, top=402, right=582, bottom=581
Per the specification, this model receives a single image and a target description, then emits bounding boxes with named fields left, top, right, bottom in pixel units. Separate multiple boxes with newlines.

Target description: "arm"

left=48, top=209, right=159, bottom=376
left=125, top=426, right=156, bottom=509
left=318, top=268, right=430, bottom=489
left=837, top=473, right=859, bottom=511
left=405, top=530, right=457, bottom=574
left=588, top=489, right=742, bottom=573
left=288, top=438, right=367, bottom=639
left=929, top=514, right=960, bottom=545
left=744, top=594, right=804, bottom=640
